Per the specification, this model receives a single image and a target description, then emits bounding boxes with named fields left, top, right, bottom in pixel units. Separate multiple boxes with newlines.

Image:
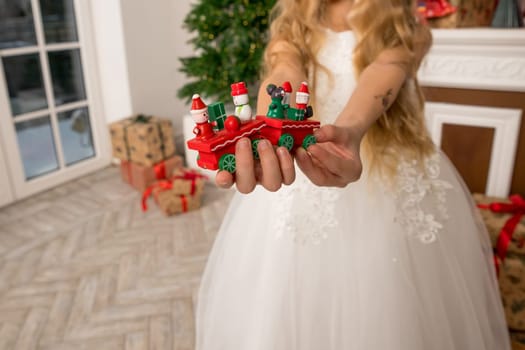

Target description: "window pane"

left=15, top=116, right=59, bottom=180
left=40, top=0, right=78, bottom=44
left=58, top=107, right=95, bottom=165
left=0, top=0, right=37, bottom=49
left=3, top=54, right=48, bottom=116
left=48, top=49, right=86, bottom=106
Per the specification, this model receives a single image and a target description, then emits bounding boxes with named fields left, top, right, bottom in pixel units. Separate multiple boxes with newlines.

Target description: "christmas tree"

left=177, top=0, right=275, bottom=104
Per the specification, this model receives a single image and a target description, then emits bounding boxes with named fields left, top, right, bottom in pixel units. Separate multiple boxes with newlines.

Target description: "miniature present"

left=142, top=180, right=202, bottom=216
left=475, top=193, right=525, bottom=331
left=208, top=102, right=227, bottom=132
left=169, top=168, right=207, bottom=196
left=109, top=114, right=176, bottom=166
left=120, top=155, right=183, bottom=192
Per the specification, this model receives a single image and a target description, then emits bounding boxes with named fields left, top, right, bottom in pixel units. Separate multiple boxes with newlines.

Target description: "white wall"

left=90, top=0, right=133, bottom=124
left=119, top=0, right=194, bottom=145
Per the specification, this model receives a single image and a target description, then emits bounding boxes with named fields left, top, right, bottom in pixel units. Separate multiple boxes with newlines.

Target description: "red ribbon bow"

left=478, top=194, right=525, bottom=276
left=171, top=169, right=208, bottom=195
left=142, top=180, right=172, bottom=211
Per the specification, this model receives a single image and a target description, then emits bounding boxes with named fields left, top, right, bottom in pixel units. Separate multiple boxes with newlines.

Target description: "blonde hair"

left=263, top=0, right=435, bottom=176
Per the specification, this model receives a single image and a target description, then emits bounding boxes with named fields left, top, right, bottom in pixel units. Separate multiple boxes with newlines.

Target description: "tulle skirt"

left=196, top=152, right=511, bottom=350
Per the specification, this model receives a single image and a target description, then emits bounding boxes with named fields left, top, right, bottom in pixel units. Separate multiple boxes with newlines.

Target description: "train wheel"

left=278, top=133, right=294, bottom=151
left=252, top=139, right=261, bottom=159
left=219, top=153, right=236, bottom=173
left=302, top=134, right=316, bottom=149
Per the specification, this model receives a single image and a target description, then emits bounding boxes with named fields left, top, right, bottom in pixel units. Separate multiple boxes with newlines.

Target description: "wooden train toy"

left=186, top=81, right=320, bottom=173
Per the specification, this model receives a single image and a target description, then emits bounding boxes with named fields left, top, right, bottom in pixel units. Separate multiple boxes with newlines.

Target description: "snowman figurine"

left=231, top=82, right=253, bottom=122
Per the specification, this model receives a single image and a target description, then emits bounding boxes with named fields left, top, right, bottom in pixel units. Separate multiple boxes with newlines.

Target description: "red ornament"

left=224, top=115, right=241, bottom=132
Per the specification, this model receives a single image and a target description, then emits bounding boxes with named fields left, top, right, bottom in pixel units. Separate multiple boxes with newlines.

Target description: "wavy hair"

left=263, top=0, right=435, bottom=176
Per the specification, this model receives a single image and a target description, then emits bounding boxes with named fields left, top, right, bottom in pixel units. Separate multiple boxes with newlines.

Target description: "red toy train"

left=186, top=81, right=320, bottom=173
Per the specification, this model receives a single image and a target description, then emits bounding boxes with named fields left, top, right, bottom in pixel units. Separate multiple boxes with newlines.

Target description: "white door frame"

left=425, top=102, right=522, bottom=197
left=0, top=0, right=111, bottom=203
left=0, top=140, right=14, bottom=207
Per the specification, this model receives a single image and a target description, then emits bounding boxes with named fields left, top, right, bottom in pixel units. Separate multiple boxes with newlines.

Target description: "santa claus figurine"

left=231, top=82, right=253, bottom=122
left=191, top=94, right=214, bottom=139
left=289, top=82, right=313, bottom=121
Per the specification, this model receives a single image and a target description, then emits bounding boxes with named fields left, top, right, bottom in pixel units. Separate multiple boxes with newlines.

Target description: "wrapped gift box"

left=169, top=168, right=207, bottom=196
left=154, top=191, right=202, bottom=216
left=109, top=114, right=176, bottom=166
left=474, top=193, right=525, bottom=331
left=120, top=155, right=183, bottom=192
left=510, top=331, right=525, bottom=348
left=499, top=255, right=525, bottom=331
left=474, top=193, right=525, bottom=256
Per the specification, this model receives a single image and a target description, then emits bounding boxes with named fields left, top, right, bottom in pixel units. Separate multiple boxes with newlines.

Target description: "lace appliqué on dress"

left=271, top=175, right=341, bottom=245
left=394, top=153, right=453, bottom=244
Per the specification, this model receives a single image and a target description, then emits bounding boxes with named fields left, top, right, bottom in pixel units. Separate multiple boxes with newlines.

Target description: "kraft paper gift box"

left=169, top=168, right=207, bottom=196
left=154, top=191, right=202, bottom=216
left=109, top=114, right=176, bottom=166
left=474, top=193, right=525, bottom=256
left=498, top=255, right=525, bottom=331
left=120, top=155, right=183, bottom=192
left=474, top=193, right=525, bottom=331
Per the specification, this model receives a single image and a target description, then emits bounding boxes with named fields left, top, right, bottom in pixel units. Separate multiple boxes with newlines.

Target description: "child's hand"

left=215, top=138, right=296, bottom=193
left=296, top=125, right=363, bottom=187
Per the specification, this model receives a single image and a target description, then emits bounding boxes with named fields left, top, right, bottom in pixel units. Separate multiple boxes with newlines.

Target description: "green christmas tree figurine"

left=178, top=1, right=276, bottom=104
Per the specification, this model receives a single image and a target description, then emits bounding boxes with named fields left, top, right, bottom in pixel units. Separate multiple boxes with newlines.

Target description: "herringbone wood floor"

left=0, top=166, right=234, bottom=350
left=1, top=166, right=521, bottom=350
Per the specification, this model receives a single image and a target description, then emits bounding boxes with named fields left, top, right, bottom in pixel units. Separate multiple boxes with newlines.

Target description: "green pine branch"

left=178, top=0, right=275, bottom=104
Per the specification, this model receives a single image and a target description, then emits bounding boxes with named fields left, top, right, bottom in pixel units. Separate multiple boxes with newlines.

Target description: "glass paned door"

left=0, top=0, right=37, bottom=49
left=0, top=0, right=109, bottom=202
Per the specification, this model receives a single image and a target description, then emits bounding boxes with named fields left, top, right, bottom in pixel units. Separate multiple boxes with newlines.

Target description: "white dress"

left=196, top=30, right=511, bottom=350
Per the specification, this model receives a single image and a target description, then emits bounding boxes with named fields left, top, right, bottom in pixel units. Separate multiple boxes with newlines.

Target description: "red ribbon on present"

left=478, top=194, right=525, bottom=275
left=154, top=161, right=167, bottom=180
left=142, top=180, right=172, bottom=211
left=170, top=169, right=208, bottom=195
left=180, top=195, right=188, bottom=212
left=142, top=182, right=193, bottom=213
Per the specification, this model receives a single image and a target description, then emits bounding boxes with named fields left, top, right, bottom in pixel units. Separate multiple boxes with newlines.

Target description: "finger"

left=257, top=139, right=283, bottom=192
left=235, top=138, right=257, bottom=194
left=308, top=144, right=362, bottom=184
left=313, top=124, right=349, bottom=144
left=295, top=147, right=329, bottom=186
left=276, top=147, right=295, bottom=185
left=306, top=143, right=346, bottom=176
left=215, top=170, right=234, bottom=189
left=296, top=148, right=349, bottom=187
